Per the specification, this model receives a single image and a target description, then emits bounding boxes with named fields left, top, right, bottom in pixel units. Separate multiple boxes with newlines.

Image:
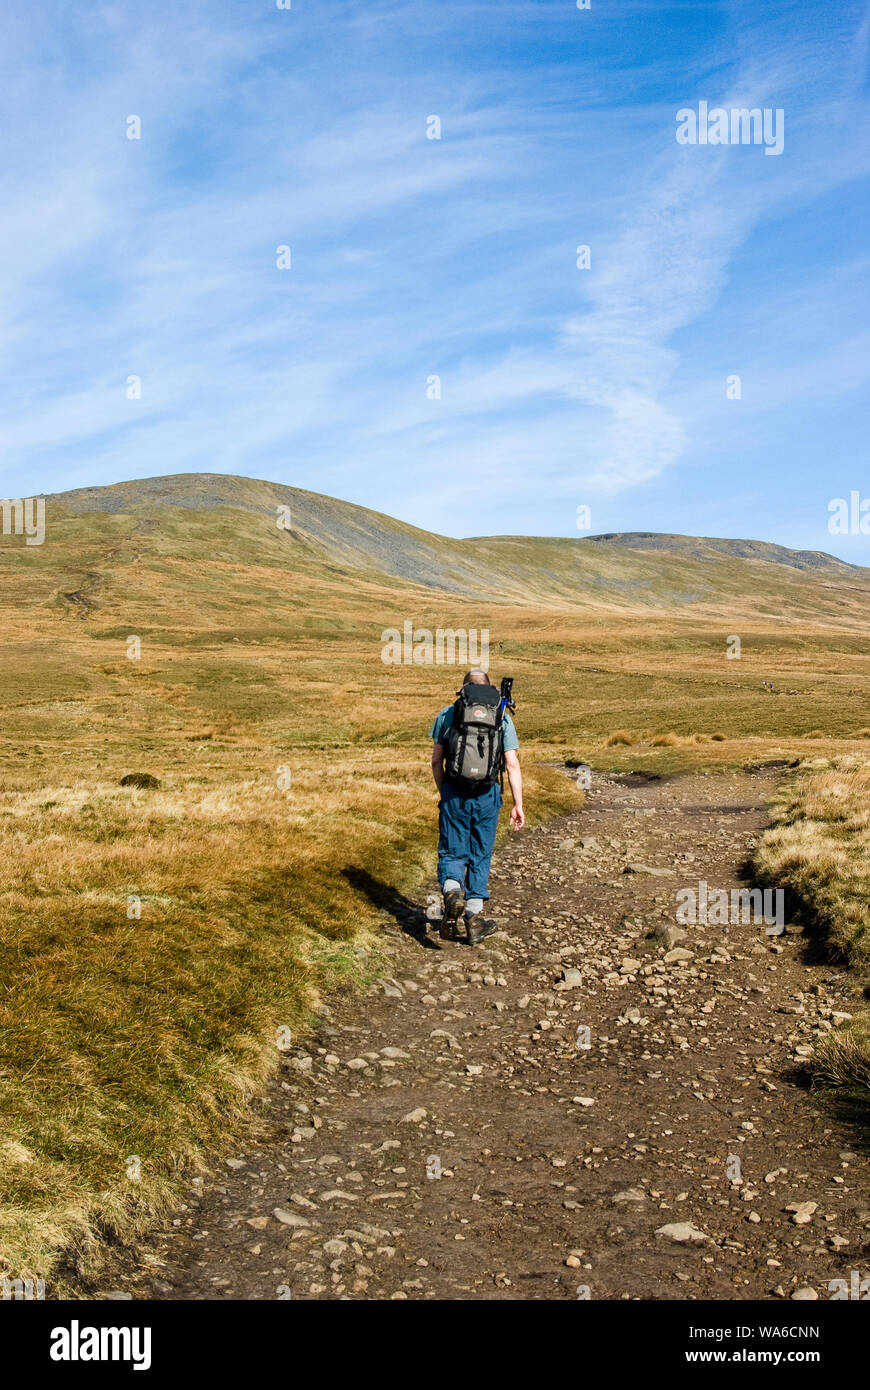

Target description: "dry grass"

left=754, top=756, right=870, bottom=1106
left=651, top=731, right=719, bottom=748
left=755, top=757, right=870, bottom=969
left=606, top=730, right=635, bottom=746
left=811, top=1016, right=870, bottom=1114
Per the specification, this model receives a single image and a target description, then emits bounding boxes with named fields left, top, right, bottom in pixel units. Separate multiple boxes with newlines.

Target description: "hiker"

left=430, top=669, right=524, bottom=945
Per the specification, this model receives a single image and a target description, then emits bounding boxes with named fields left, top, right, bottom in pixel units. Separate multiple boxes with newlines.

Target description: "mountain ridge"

left=20, top=471, right=868, bottom=621
left=53, top=473, right=858, bottom=574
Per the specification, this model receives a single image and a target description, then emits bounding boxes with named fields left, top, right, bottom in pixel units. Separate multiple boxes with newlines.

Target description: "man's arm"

left=431, top=742, right=445, bottom=792
left=504, top=748, right=525, bottom=829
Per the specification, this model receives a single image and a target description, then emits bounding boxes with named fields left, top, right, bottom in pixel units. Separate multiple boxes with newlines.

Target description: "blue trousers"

left=437, top=781, right=502, bottom=899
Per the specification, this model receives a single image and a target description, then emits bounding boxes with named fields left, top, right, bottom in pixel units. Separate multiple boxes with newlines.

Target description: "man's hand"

left=504, top=749, right=524, bottom=830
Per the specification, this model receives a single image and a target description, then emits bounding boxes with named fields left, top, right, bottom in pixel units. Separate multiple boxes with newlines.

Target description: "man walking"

left=430, top=669, right=524, bottom=945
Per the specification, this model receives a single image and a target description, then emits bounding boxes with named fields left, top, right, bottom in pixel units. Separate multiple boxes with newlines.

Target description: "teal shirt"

left=430, top=705, right=519, bottom=752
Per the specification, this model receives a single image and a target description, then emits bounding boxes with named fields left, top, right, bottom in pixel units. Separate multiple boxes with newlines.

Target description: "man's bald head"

left=463, top=669, right=491, bottom=685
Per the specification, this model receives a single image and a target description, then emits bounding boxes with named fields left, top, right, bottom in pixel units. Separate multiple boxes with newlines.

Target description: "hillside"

left=581, top=531, right=855, bottom=573
left=38, top=472, right=870, bottom=623
left=5, top=472, right=870, bottom=753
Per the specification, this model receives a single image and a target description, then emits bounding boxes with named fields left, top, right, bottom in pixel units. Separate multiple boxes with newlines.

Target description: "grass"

left=0, top=739, right=578, bottom=1285
left=754, top=756, right=870, bottom=1112
left=4, top=472, right=870, bottom=1282
left=755, top=757, right=870, bottom=969
left=809, top=1015, right=870, bottom=1116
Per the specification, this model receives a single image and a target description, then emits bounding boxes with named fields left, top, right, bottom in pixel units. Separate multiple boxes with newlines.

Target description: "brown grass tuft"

left=809, top=1016, right=870, bottom=1114
left=754, top=757, right=870, bottom=1106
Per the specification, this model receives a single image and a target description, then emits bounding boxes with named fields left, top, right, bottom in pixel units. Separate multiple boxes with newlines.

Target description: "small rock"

left=657, top=925, right=688, bottom=949
left=655, top=1222, right=708, bottom=1245
left=400, top=1107, right=427, bottom=1124
left=786, top=1201, right=817, bottom=1225
left=273, top=1208, right=311, bottom=1228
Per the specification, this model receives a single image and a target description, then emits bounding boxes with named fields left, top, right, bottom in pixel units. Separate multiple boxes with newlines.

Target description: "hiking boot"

left=466, top=915, right=498, bottom=946
left=440, top=889, right=465, bottom=942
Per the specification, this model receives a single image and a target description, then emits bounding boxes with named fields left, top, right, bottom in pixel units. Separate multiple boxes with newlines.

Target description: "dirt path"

left=89, top=768, right=869, bottom=1301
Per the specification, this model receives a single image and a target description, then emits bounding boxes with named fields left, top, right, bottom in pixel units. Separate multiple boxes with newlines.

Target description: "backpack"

left=443, top=683, right=505, bottom=792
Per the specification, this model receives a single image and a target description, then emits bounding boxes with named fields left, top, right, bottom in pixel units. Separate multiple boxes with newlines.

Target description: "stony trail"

left=92, top=768, right=869, bottom=1301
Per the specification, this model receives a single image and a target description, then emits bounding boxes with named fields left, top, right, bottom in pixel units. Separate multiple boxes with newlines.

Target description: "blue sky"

left=2, top=0, right=870, bottom=558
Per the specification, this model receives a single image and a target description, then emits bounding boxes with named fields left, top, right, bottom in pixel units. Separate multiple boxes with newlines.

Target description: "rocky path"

left=93, top=769, right=868, bottom=1301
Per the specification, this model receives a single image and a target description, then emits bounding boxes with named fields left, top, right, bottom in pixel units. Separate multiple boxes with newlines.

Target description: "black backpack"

left=444, top=683, right=505, bottom=792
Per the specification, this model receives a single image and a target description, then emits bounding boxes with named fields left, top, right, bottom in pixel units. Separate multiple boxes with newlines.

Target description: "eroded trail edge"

left=96, top=769, right=868, bottom=1301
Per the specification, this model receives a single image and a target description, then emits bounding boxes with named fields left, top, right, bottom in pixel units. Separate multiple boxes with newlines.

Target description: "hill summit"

left=39, top=472, right=865, bottom=619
